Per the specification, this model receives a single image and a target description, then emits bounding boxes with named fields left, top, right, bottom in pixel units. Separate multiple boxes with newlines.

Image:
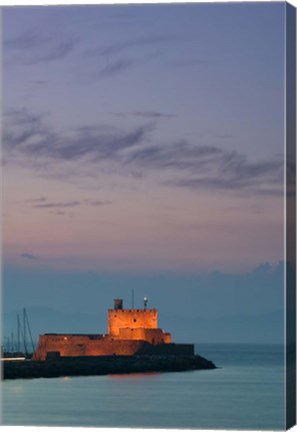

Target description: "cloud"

left=85, top=200, right=112, bottom=206
left=33, top=201, right=81, bottom=209
left=4, top=31, right=76, bottom=64
left=25, top=197, right=47, bottom=203
left=87, top=35, right=171, bottom=58
left=20, top=253, right=39, bottom=260
left=124, top=140, right=283, bottom=194
left=84, top=35, right=172, bottom=78
left=110, top=111, right=176, bottom=119
left=84, top=34, right=172, bottom=80
left=3, top=108, right=283, bottom=196
left=171, top=176, right=282, bottom=195
left=125, top=141, right=223, bottom=170
left=28, top=40, right=76, bottom=64
left=168, top=156, right=283, bottom=194
left=3, top=108, right=152, bottom=164
left=4, top=31, right=49, bottom=51
left=97, top=58, right=135, bottom=78
left=31, top=198, right=112, bottom=209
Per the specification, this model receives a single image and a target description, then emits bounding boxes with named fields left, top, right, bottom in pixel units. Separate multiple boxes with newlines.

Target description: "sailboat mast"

left=17, top=314, right=20, bottom=352
left=23, top=308, right=27, bottom=354
left=25, top=308, right=35, bottom=352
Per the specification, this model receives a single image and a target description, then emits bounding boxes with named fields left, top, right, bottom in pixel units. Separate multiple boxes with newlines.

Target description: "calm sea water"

left=1, top=343, right=285, bottom=430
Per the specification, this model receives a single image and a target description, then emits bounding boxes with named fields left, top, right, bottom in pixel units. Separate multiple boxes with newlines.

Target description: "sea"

left=1, top=343, right=285, bottom=430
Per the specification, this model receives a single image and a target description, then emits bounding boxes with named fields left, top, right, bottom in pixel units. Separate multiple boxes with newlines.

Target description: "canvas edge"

left=285, top=1, right=297, bottom=429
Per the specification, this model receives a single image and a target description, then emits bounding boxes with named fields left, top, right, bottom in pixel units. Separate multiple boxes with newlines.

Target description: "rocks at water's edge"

left=2, top=354, right=216, bottom=380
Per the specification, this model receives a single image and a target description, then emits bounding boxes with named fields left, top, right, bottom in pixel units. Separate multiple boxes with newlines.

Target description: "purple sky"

left=3, top=3, right=285, bottom=273
left=2, top=3, right=290, bottom=344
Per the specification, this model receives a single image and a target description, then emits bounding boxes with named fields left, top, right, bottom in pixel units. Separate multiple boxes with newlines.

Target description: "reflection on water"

left=109, top=372, right=161, bottom=380
left=2, top=344, right=285, bottom=430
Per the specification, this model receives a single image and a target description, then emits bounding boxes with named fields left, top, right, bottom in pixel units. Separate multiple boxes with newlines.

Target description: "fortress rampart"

left=34, top=334, right=149, bottom=358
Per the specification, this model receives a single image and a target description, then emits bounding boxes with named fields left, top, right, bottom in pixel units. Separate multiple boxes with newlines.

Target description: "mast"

left=11, top=332, right=14, bottom=352
left=23, top=308, right=28, bottom=355
left=17, top=314, right=20, bottom=352
left=25, top=308, right=35, bottom=352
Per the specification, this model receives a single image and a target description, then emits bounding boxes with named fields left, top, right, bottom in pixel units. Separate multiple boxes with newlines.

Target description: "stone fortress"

left=33, top=298, right=194, bottom=360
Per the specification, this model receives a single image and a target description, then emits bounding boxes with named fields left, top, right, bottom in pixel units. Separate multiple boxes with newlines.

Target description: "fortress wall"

left=108, top=309, right=158, bottom=336
left=118, top=327, right=172, bottom=344
left=33, top=335, right=96, bottom=360
left=163, top=333, right=172, bottom=343
left=82, top=338, right=148, bottom=357
left=32, top=334, right=150, bottom=360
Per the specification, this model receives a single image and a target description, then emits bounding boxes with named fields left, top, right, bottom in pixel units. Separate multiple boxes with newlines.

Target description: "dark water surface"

left=1, top=343, right=285, bottom=430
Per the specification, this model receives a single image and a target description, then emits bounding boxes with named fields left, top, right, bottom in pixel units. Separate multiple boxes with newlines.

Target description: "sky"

left=2, top=3, right=287, bottom=343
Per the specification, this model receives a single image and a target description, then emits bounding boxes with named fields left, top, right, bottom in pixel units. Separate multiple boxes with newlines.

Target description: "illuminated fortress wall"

left=118, top=327, right=171, bottom=344
left=108, top=308, right=158, bottom=336
left=33, top=334, right=148, bottom=360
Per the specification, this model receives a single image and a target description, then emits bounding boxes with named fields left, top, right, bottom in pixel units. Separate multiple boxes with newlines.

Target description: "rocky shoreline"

left=2, top=354, right=216, bottom=380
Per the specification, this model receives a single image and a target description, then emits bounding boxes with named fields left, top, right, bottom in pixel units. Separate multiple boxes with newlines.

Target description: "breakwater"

left=2, top=354, right=216, bottom=380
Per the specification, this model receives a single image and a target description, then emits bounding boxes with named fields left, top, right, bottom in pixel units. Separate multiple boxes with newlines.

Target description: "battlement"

left=108, top=308, right=157, bottom=313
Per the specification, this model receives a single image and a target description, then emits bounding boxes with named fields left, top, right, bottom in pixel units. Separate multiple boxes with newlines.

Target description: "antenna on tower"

left=144, top=297, right=148, bottom=310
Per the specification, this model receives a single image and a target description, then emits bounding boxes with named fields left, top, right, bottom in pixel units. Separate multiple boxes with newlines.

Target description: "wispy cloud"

left=4, top=31, right=77, bottom=64
left=20, top=253, right=39, bottom=260
left=3, top=108, right=283, bottom=196
left=85, top=200, right=112, bottom=206
left=125, top=140, right=283, bottom=194
left=98, top=58, right=134, bottom=78
left=3, top=108, right=152, bottom=164
left=33, top=201, right=81, bottom=209
left=87, top=35, right=171, bottom=58
left=85, top=34, right=172, bottom=79
left=25, top=197, right=47, bottom=203
left=125, top=141, right=223, bottom=170
left=110, top=111, right=176, bottom=119
left=29, top=40, right=76, bottom=64
left=31, top=198, right=112, bottom=209
left=4, top=30, right=49, bottom=51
